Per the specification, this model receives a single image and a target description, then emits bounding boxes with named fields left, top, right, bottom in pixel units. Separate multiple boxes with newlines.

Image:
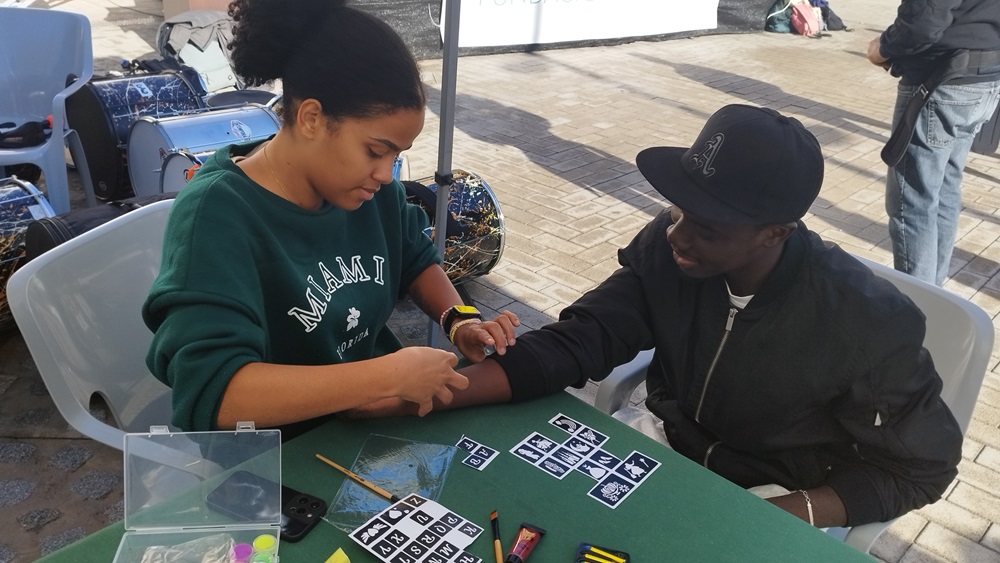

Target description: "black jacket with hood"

left=879, top=0, right=1000, bottom=84
left=497, top=210, right=962, bottom=526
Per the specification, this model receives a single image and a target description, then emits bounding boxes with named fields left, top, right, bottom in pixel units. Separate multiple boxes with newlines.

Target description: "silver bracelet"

left=797, top=489, right=815, bottom=526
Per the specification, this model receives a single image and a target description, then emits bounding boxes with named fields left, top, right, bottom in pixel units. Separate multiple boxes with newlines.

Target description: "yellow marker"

left=324, top=547, right=351, bottom=563
left=582, top=553, right=616, bottom=563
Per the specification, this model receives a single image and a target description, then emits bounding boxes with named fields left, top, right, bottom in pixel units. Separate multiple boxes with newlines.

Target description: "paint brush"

left=490, top=510, right=503, bottom=563
left=315, top=453, right=400, bottom=502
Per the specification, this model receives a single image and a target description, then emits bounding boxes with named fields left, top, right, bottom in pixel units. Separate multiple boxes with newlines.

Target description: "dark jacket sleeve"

left=826, top=291, right=963, bottom=525
left=880, top=0, right=963, bottom=60
left=495, top=236, right=659, bottom=401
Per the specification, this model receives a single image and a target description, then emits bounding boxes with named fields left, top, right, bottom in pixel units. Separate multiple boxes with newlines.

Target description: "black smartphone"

left=206, top=469, right=327, bottom=543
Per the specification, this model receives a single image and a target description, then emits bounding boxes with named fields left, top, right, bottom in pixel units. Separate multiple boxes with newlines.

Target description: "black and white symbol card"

left=575, top=458, right=611, bottom=480
left=351, top=495, right=483, bottom=563
left=549, top=413, right=584, bottom=434
left=538, top=456, right=572, bottom=479
left=615, top=451, right=661, bottom=484
left=524, top=432, right=558, bottom=453
left=510, top=441, right=545, bottom=463
left=587, top=473, right=638, bottom=509
left=549, top=446, right=584, bottom=468
left=588, top=449, right=622, bottom=470
left=564, top=436, right=595, bottom=456
left=573, top=425, right=609, bottom=448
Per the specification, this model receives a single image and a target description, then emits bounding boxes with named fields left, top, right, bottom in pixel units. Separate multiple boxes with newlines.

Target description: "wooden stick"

left=315, top=453, right=400, bottom=502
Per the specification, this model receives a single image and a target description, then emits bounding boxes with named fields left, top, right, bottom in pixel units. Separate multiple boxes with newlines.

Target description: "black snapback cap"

left=635, top=104, right=824, bottom=225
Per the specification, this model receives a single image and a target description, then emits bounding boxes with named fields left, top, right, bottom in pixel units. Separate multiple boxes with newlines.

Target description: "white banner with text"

left=442, top=0, right=720, bottom=48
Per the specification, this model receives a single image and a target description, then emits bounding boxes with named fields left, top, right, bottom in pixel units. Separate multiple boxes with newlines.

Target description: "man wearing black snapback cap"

left=371, top=105, right=962, bottom=529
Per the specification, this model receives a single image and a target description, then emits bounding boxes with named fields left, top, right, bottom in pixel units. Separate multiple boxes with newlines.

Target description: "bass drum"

left=65, top=71, right=206, bottom=201
left=159, top=150, right=212, bottom=194
left=0, top=177, right=56, bottom=330
left=407, top=169, right=505, bottom=286
left=127, top=104, right=281, bottom=197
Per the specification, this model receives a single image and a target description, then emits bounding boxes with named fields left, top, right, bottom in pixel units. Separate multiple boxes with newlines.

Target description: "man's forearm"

left=767, top=485, right=848, bottom=528
left=444, top=359, right=513, bottom=409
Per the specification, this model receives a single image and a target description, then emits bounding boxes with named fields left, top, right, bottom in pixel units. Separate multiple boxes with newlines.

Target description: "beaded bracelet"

left=439, top=309, right=450, bottom=332
left=448, top=318, right=482, bottom=343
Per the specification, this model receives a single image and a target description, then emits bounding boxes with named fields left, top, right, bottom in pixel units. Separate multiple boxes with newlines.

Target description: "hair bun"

left=228, top=0, right=348, bottom=87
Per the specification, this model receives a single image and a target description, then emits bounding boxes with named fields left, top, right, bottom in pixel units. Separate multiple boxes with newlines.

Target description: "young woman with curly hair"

left=142, top=0, right=517, bottom=437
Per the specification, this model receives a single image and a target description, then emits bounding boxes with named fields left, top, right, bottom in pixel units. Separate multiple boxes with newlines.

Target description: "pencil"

left=315, top=453, right=400, bottom=502
left=490, top=510, right=503, bottom=563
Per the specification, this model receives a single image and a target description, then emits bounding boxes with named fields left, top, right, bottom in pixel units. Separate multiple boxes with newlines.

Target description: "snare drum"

left=408, top=169, right=506, bottom=285
left=159, top=150, right=212, bottom=194
left=66, top=71, right=206, bottom=201
left=0, top=177, right=56, bottom=330
left=128, top=104, right=281, bottom=197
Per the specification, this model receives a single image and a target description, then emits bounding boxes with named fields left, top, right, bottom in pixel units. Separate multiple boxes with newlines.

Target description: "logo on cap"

left=689, top=133, right=724, bottom=178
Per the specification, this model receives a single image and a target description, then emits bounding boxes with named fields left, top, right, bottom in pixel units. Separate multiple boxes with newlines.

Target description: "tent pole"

left=428, top=0, right=461, bottom=349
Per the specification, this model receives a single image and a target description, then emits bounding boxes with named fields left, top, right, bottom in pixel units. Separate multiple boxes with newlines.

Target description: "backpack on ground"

left=790, top=1, right=822, bottom=37
left=765, top=0, right=792, bottom=33
left=821, top=5, right=849, bottom=31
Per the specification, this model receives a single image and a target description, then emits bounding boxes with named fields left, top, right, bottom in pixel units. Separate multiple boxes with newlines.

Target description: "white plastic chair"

left=6, top=200, right=177, bottom=450
left=594, top=257, right=994, bottom=554
left=0, top=7, right=96, bottom=213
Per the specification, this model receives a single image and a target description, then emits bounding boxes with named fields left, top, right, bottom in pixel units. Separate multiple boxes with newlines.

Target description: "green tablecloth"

left=40, top=393, right=871, bottom=562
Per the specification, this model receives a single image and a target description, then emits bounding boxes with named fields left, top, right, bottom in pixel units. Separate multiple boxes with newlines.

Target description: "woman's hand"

left=387, top=347, right=468, bottom=416
left=452, top=310, right=520, bottom=363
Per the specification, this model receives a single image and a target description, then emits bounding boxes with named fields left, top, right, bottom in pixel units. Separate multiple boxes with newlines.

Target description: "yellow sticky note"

left=324, top=548, right=351, bottom=563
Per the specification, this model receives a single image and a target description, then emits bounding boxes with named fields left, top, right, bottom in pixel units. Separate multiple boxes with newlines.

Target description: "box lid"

left=123, top=422, right=282, bottom=532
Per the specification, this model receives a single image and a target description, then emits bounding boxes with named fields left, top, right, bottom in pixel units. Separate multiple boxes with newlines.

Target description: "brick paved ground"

left=2, top=0, right=1000, bottom=561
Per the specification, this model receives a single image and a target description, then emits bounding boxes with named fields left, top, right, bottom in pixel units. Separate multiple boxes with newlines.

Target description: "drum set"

left=65, top=70, right=281, bottom=200
left=55, top=71, right=506, bottom=285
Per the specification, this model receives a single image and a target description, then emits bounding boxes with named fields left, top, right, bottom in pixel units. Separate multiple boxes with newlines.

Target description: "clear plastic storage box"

left=113, top=422, right=282, bottom=563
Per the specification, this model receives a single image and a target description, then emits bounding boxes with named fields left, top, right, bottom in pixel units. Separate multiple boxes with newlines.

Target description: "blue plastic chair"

left=0, top=7, right=96, bottom=212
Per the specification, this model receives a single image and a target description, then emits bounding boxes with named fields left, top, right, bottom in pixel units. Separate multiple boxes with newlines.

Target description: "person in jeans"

left=867, top=0, right=1000, bottom=285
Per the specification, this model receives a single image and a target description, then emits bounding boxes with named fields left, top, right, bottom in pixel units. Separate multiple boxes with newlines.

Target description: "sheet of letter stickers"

left=508, top=413, right=661, bottom=508
left=455, top=435, right=498, bottom=471
left=351, top=493, right=484, bottom=563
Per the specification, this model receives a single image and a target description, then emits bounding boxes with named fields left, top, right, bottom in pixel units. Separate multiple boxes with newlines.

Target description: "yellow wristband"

left=448, top=318, right=481, bottom=343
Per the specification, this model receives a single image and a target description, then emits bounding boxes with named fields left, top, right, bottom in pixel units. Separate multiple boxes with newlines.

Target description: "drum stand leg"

left=65, top=129, right=96, bottom=208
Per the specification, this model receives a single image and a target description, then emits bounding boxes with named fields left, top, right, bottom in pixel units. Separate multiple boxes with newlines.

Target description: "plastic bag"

left=325, top=434, right=457, bottom=534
